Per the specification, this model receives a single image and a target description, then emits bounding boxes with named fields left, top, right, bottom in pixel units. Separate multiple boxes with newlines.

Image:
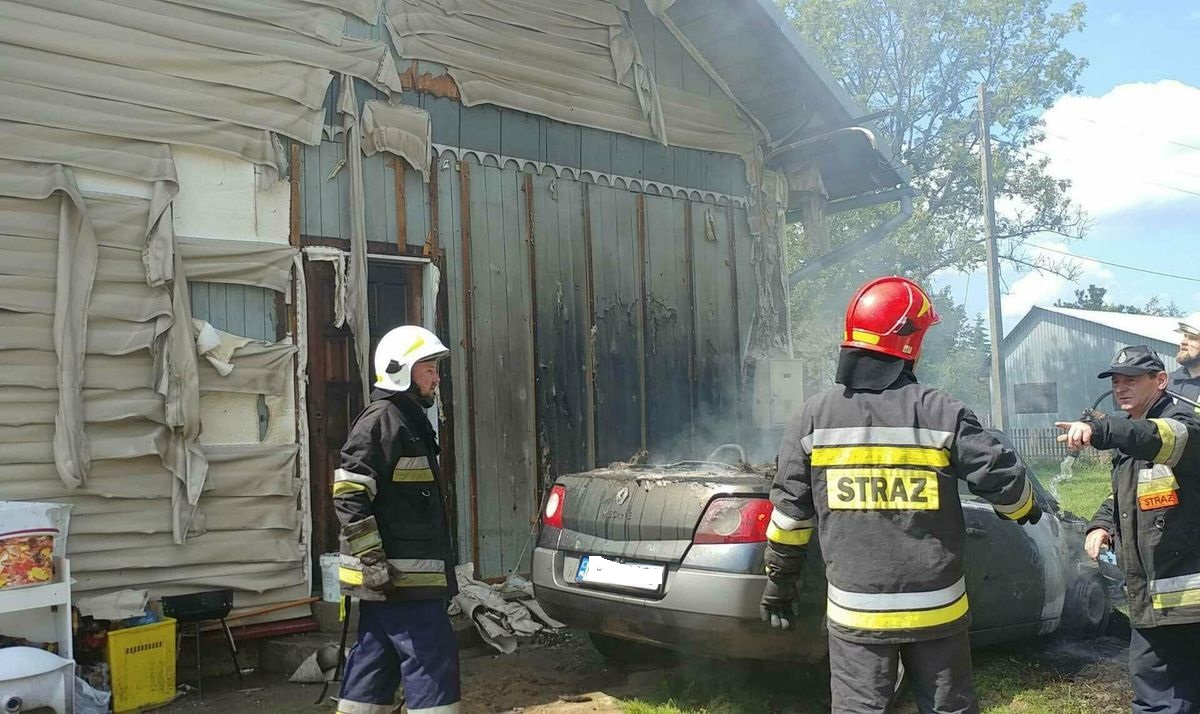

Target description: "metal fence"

left=1007, top=427, right=1067, bottom=459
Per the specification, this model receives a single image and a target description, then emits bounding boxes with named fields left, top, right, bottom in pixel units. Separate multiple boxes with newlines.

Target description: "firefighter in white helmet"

left=333, top=325, right=461, bottom=714
left=1170, top=312, right=1200, bottom=414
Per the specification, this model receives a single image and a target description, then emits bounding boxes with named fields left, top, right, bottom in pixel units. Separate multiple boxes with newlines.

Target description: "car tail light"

left=542, top=485, right=566, bottom=529
left=693, top=497, right=773, bottom=545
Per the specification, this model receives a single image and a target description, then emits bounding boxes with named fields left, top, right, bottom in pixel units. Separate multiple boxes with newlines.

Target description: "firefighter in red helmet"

left=761, top=276, right=1042, bottom=713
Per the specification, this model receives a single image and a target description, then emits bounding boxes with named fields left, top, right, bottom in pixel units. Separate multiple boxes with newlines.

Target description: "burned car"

left=532, top=432, right=1111, bottom=662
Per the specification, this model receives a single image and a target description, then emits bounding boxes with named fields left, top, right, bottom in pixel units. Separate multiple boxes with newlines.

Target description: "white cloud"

left=1035, top=80, right=1200, bottom=217
left=999, top=241, right=1114, bottom=322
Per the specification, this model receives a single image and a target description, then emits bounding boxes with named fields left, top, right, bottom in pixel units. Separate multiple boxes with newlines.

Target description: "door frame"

left=367, top=253, right=439, bottom=435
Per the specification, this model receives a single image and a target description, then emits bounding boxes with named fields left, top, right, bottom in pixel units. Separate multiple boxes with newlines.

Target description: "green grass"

left=617, top=639, right=1129, bottom=714
left=1026, top=457, right=1112, bottom=521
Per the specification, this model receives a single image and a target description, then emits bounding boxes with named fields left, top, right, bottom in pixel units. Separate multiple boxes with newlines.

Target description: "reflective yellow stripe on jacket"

left=766, top=509, right=814, bottom=546
left=826, top=578, right=970, bottom=631
left=1149, top=571, right=1200, bottom=610
left=393, top=455, right=434, bottom=482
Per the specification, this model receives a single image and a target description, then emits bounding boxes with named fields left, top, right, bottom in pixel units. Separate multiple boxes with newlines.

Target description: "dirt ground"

left=156, top=627, right=1132, bottom=714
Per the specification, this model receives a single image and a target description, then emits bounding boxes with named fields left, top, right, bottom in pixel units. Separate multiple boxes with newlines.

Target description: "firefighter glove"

left=760, top=578, right=799, bottom=631
left=1016, top=500, right=1043, bottom=526
left=357, top=547, right=392, bottom=591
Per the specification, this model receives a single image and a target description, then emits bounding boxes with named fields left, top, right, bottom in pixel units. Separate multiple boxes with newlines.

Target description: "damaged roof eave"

left=748, top=0, right=910, bottom=197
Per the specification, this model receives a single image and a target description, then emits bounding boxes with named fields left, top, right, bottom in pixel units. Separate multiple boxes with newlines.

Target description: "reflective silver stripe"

left=334, top=468, right=377, bottom=498
left=387, top=558, right=446, bottom=573
left=394, top=455, right=429, bottom=470
left=827, top=577, right=966, bottom=612
left=770, top=510, right=814, bottom=531
left=337, top=699, right=397, bottom=714
left=801, top=426, right=955, bottom=453
left=340, top=554, right=364, bottom=569
left=408, top=703, right=461, bottom=714
left=1149, top=571, right=1200, bottom=595
left=992, top=478, right=1033, bottom=514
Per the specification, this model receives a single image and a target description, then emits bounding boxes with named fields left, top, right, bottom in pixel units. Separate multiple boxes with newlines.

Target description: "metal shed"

left=987, top=306, right=1181, bottom=447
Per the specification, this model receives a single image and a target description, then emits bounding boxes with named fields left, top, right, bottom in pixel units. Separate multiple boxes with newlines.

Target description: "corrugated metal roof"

left=1041, top=306, right=1182, bottom=345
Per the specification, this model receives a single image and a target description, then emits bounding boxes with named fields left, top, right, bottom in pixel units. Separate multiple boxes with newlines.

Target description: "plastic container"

left=106, top=617, right=176, bottom=712
left=320, top=553, right=341, bottom=603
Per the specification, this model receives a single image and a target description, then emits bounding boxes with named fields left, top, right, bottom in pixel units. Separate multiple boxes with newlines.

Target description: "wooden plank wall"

left=423, top=159, right=757, bottom=576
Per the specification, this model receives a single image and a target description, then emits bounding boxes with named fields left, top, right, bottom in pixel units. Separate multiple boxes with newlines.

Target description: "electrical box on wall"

left=751, top=358, right=806, bottom=428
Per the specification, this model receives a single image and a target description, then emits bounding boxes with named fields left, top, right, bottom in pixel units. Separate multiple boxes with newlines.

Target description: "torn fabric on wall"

left=338, top=74, right=373, bottom=400
left=0, top=160, right=97, bottom=489
left=303, top=247, right=348, bottom=327
left=177, top=237, right=297, bottom=293
left=361, top=100, right=432, bottom=183
left=383, top=0, right=753, bottom=156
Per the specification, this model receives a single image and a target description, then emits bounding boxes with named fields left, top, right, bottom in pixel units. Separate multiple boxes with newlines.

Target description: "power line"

left=1020, top=242, right=1200, bottom=283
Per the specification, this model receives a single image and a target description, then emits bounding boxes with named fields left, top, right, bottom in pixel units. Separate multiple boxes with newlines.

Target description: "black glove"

left=1016, top=500, right=1043, bottom=526
left=760, top=578, right=799, bottom=630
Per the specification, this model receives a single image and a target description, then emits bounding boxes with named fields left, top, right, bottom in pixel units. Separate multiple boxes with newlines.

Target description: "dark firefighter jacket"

left=333, top=389, right=457, bottom=602
left=1086, top=394, right=1200, bottom=628
left=767, top=370, right=1034, bottom=645
left=1168, top=366, right=1200, bottom=416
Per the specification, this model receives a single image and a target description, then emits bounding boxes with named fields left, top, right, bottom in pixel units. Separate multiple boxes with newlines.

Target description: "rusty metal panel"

left=589, top=184, right=644, bottom=464
left=642, top=194, right=695, bottom=459
left=690, top=202, right=741, bottom=449
left=530, top=172, right=591, bottom=483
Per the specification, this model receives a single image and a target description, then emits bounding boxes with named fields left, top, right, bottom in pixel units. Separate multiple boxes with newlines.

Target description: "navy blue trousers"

left=1130, top=623, right=1200, bottom=714
left=337, top=599, right=461, bottom=714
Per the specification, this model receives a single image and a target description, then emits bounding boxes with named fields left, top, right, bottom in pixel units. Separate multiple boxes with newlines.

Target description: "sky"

left=930, top=0, right=1200, bottom=335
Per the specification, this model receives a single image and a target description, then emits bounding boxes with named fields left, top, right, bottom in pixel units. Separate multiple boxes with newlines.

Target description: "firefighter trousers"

left=829, top=631, right=979, bottom=714
left=337, top=599, right=461, bottom=714
left=1129, top=622, right=1200, bottom=714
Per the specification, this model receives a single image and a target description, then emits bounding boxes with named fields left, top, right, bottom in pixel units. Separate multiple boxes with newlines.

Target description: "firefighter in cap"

left=1170, top=312, right=1200, bottom=413
left=761, top=276, right=1041, bottom=714
left=334, top=325, right=461, bottom=714
left=1059, top=345, right=1200, bottom=713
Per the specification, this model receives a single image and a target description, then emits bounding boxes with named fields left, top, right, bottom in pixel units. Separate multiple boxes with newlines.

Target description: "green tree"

left=779, top=0, right=1090, bottom=405
left=1054, top=283, right=1185, bottom=317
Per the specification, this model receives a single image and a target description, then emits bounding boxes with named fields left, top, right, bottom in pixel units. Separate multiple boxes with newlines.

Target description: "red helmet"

left=841, top=276, right=941, bottom=361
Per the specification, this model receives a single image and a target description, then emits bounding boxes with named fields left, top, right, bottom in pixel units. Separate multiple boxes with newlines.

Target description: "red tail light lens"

left=542, top=485, right=566, bottom=529
left=693, top=497, right=772, bottom=544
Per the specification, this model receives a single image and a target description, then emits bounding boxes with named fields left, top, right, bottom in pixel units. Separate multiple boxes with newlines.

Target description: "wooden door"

left=306, top=258, right=423, bottom=564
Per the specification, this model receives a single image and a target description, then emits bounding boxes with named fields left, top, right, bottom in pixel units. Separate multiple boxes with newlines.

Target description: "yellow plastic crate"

left=106, top=617, right=177, bottom=712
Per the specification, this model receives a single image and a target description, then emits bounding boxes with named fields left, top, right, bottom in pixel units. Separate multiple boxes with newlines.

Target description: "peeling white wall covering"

left=337, top=75, right=374, bottom=400
left=11, top=0, right=401, bottom=93
left=383, top=0, right=753, bottom=157
left=0, top=0, right=402, bottom=180
left=160, top=0, right=348, bottom=45
left=0, top=44, right=326, bottom=145
left=0, top=162, right=97, bottom=489
left=178, top=238, right=298, bottom=292
left=0, top=127, right=308, bottom=615
left=303, top=247, right=348, bottom=327
left=301, top=0, right=384, bottom=23
left=361, top=101, right=432, bottom=183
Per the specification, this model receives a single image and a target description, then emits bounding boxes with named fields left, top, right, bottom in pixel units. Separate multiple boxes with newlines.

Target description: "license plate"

left=575, top=555, right=664, bottom=592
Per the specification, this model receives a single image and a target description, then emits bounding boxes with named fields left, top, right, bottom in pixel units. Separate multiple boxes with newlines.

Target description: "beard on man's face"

left=1179, top=343, right=1200, bottom=367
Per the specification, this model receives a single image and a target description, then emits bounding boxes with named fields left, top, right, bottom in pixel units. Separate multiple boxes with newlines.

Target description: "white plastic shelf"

left=0, top=558, right=73, bottom=659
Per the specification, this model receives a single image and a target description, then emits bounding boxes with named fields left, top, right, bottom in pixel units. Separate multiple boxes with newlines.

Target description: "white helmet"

left=373, top=325, right=449, bottom=392
left=1178, top=312, right=1200, bottom=339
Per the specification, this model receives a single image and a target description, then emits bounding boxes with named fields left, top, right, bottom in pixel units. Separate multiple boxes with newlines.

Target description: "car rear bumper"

left=531, top=546, right=826, bottom=662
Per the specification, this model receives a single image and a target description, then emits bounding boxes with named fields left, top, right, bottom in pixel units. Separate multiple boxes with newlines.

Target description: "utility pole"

left=978, top=83, right=1009, bottom=431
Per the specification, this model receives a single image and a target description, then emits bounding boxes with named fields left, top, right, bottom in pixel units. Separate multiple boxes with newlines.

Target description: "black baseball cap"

left=1097, top=345, right=1167, bottom=378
